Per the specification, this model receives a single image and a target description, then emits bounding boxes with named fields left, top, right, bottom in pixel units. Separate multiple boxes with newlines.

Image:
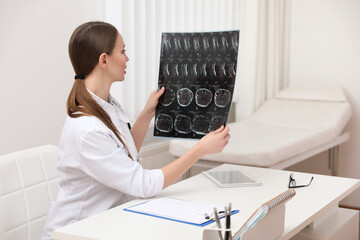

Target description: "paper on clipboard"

left=124, top=197, right=239, bottom=227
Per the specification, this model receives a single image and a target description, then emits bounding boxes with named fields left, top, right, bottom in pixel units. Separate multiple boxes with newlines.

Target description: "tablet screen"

left=203, top=170, right=262, bottom=187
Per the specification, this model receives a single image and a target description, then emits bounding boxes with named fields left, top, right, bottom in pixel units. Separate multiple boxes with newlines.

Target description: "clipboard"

left=124, top=197, right=239, bottom=227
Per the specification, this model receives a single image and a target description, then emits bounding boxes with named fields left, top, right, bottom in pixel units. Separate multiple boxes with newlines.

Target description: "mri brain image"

left=227, top=62, right=236, bottom=78
left=155, top=114, right=173, bottom=132
left=210, top=115, right=227, bottom=131
left=161, top=63, right=170, bottom=77
left=154, top=31, right=239, bottom=139
left=160, top=88, right=175, bottom=106
left=200, top=62, right=209, bottom=77
left=189, top=62, right=200, bottom=77
left=177, top=88, right=193, bottom=107
left=195, top=88, right=213, bottom=107
left=219, top=63, right=227, bottom=78
left=192, top=115, right=210, bottom=135
left=214, top=89, right=231, bottom=107
left=210, top=63, right=219, bottom=78
left=174, top=115, right=192, bottom=133
left=171, top=63, right=180, bottom=76
left=179, top=63, right=189, bottom=76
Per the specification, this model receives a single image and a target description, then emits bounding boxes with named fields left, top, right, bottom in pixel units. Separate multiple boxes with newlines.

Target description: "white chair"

left=0, top=145, right=59, bottom=240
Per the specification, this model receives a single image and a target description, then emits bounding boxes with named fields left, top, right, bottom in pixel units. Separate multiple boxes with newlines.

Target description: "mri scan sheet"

left=154, top=30, right=239, bottom=139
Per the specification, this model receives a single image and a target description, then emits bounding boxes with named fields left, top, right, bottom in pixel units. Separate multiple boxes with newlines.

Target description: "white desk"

left=53, top=164, right=360, bottom=240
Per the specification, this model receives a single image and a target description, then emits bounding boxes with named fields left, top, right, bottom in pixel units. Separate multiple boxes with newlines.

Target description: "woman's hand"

left=142, top=87, right=165, bottom=118
left=195, top=125, right=230, bottom=157
left=161, top=125, right=230, bottom=189
left=132, top=87, right=165, bottom=152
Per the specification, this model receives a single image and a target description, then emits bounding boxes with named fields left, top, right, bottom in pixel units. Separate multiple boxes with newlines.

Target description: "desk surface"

left=53, top=164, right=360, bottom=240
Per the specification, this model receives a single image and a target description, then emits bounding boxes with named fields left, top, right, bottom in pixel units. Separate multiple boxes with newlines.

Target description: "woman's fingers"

left=224, top=133, right=230, bottom=141
left=155, top=87, right=165, bottom=99
left=222, top=125, right=230, bottom=135
left=218, top=126, right=230, bottom=138
left=212, top=125, right=230, bottom=136
left=195, top=125, right=231, bottom=156
left=212, top=125, right=225, bottom=134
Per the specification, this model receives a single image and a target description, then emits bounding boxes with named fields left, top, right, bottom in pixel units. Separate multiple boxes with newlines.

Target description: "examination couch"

left=169, top=82, right=352, bottom=176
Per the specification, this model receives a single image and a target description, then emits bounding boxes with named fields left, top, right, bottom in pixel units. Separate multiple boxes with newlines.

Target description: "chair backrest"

left=0, top=145, right=60, bottom=240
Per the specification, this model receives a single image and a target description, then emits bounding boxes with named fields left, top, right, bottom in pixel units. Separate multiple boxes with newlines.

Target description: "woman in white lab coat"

left=41, top=21, right=230, bottom=239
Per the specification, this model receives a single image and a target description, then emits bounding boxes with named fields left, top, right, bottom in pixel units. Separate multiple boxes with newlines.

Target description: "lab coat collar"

left=87, top=89, right=129, bottom=123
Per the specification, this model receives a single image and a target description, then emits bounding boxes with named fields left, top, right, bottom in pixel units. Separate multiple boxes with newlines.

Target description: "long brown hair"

left=67, top=21, right=133, bottom=160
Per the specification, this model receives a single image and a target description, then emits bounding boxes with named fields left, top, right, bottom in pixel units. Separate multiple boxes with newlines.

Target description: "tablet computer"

left=203, top=170, right=262, bottom=188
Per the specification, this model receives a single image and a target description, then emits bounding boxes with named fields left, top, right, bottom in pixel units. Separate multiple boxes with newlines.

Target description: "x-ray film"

left=154, top=30, right=239, bottom=139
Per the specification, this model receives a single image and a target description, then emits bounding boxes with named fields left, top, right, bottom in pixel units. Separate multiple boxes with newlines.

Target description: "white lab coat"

left=41, top=91, right=164, bottom=240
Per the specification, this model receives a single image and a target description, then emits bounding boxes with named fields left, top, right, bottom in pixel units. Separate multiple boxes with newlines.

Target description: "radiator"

left=138, top=141, right=174, bottom=170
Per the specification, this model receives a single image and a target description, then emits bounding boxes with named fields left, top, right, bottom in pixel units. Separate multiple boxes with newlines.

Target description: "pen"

left=228, top=203, right=232, bottom=239
left=214, top=208, right=224, bottom=240
left=224, top=207, right=229, bottom=240
left=186, top=206, right=210, bottom=219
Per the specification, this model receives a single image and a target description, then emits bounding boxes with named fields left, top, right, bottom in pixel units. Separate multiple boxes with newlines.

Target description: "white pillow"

left=275, top=81, right=347, bottom=102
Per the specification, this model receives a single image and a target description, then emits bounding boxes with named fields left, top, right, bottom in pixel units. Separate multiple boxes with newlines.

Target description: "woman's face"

left=107, top=33, right=129, bottom=82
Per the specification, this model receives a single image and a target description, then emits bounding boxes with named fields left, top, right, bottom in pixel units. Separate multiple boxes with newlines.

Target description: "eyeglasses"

left=288, top=173, right=314, bottom=188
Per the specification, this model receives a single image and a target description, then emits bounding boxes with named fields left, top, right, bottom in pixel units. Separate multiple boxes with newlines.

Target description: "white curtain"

left=105, top=0, right=242, bottom=122
left=104, top=0, right=290, bottom=122
left=235, top=0, right=291, bottom=120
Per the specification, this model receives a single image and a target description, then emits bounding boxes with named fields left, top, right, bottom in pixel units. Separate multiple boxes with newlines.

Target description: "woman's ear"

left=98, top=53, right=108, bottom=69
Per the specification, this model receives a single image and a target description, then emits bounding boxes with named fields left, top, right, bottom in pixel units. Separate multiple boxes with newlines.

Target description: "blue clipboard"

left=123, top=197, right=239, bottom=227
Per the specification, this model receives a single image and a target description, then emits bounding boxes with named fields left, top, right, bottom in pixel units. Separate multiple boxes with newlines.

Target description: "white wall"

left=0, top=0, right=104, bottom=155
left=288, top=0, right=360, bottom=207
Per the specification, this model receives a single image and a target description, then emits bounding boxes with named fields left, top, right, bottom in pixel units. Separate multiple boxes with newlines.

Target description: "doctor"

left=42, top=21, right=230, bottom=239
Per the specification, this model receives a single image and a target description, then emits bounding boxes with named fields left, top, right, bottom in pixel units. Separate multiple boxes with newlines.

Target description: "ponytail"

left=67, top=21, right=133, bottom=160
